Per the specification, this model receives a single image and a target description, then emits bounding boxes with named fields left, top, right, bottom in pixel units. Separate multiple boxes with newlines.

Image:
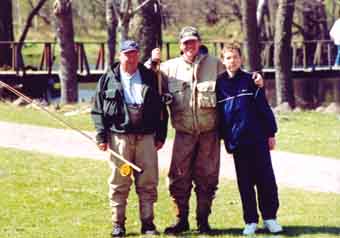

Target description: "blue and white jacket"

left=216, top=69, right=277, bottom=153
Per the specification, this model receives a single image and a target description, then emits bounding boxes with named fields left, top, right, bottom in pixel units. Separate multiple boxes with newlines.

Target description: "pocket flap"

left=104, top=89, right=116, bottom=99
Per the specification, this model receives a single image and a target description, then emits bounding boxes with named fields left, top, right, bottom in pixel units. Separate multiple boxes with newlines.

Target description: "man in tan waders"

left=91, top=40, right=168, bottom=237
left=150, top=26, right=263, bottom=234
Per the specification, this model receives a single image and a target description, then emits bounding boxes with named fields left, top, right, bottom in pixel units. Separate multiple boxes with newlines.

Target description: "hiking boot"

left=164, top=218, right=190, bottom=234
left=111, top=224, right=126, bottom=237
left=141, top=221, right=159, bottom=235
left=263, top=219, right=283, bottom=233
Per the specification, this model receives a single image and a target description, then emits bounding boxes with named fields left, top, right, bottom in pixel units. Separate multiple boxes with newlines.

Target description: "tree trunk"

left=138, top=0, right=162, bottom=62
left=106, top=0, right=118, bottom=66
left=297, top=2, right=329, bottom=107
left=119, top=0, right=132, bottom=42
left=53, top=0, right=78, bottom=104
left=274, top=0, right=295, bottom=108
left=241, top=0, right=262, bottom=71
left=266, top=0, right=278, bottom=40
left=120, top=18, right=130, bottom=42
left=257, top=0, right=267, bottom=28
left=0, top=0, right=14, bottom=67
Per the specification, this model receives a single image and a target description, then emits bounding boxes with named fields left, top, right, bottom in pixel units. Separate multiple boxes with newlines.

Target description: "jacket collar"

left=110, top=62, right=150, bottom=84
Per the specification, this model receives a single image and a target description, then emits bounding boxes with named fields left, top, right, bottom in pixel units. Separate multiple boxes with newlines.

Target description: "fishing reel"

left=162, top=93, right=173, bottom=105
left=119, top=163, right=132, bottom=177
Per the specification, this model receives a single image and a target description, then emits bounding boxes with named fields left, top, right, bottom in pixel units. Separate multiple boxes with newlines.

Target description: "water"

left=50, top=83, right=97, bottom=104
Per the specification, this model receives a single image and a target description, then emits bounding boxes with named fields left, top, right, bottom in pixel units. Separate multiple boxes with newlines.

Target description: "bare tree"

left=104, top=0, right=153, bottom=65
left=241, top=0, right=261, bottom=71
left=53, top=0, right=78, bottom=104
left=274, top=0, right=296, bottom=109
left=0, top=0, right=14, bottom=67
left=257, top=0, right=278, bottom=41
left=138, top=0, right=162, bottom=62
left=111, top=0, right=155, bottom=41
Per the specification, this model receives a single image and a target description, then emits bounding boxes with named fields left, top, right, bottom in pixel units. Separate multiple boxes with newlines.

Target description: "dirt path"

left=1, top=121, right=339, bottom=194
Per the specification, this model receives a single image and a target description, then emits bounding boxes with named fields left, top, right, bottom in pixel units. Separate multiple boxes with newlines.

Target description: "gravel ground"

left=1, top=121, right=339, bottom=194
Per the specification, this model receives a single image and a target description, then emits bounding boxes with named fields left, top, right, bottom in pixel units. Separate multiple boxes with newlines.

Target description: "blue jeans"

left=335, top=45, right=340, bottom=66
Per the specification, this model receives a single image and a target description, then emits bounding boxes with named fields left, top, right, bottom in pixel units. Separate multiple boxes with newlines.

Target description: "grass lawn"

left=0, top=102, right=339, bottom=159
left=0, top=147, right=339, bottom=238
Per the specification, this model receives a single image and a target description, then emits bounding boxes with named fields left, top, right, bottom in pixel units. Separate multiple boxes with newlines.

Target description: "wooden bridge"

left=0, top=39, right=339, bottom=86
left=0, top=40, right=339, bottom=79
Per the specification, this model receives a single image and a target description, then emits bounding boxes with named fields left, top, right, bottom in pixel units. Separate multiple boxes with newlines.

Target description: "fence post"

left=47, top=43, right=52, bottom=74
left=327, top=41, right=332, bottom=68
left=303, top=43, right=307, bottom=69
left=166, top=42, right=170, bottom=60
left=96, top=43, right=105, bottom=70
left=11, top=43, right=17, bottom=71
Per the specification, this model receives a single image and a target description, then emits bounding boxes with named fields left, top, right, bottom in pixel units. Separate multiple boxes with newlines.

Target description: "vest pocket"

left=197, top=81, right=216, bottom=108
left=168, top=80, right=189, bottom=112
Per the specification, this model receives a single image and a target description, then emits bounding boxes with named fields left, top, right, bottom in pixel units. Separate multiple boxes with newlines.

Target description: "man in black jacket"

left=91, top=40, right=168, bottom=237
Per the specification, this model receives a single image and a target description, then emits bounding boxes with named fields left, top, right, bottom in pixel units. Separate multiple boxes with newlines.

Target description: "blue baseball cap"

left=120, top=40, right=139, bottom=53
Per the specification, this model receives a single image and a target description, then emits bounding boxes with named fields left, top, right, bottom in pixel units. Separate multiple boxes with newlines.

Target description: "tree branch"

left=111, top=0, right=122, bottom=21
left=17, top=0, right=48, bottom=71
left=27, top=0, right=51, bottom=25
left=131, top=0, right=153, bottom=16
left=292, top=21, right=306, bottom=38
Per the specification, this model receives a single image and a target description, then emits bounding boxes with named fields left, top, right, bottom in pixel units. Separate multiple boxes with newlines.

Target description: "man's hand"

left=151, top=48, right=161, bottom=63
left=252, top=72, right=264, bottom=88
left=154, top=141, right=164, bottom=151
left=268, top=137, right=276, bottom=150
left=98, top=143, right=108, bottom=151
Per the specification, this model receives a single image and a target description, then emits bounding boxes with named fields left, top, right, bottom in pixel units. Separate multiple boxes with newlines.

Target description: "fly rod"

left=0, top=80, right=143, bottom=173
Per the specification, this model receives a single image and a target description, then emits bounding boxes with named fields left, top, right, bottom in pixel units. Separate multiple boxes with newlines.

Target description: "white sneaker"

left=263, top=219, right=283, bottom=233
left=243, top=223, right=258, bottom=235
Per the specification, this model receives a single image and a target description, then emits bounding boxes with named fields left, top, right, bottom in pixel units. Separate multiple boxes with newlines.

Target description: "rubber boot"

left=196, top=199, right=212, bottom=233
left=164, top=202, right=190, bottom=234
left=164, top=216, right=189, bottom=234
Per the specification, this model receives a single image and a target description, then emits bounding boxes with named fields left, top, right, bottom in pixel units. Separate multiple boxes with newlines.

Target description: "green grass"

left=0, top=102, right=95, bottom=131
left=275, top=112, right=340, bottom=159
left=0, top=102, right=339, bottom=159
left=0, top=147, right=339, bottom=238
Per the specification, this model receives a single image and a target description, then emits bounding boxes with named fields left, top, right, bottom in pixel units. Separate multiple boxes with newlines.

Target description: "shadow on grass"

left=278, top=225, right=340, bottom=236
left=131, top=226, right=340, bottom=237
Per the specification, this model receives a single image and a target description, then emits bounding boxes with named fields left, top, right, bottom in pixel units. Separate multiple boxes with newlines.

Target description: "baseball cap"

left=179, top=26, right=201, bottom=43
left=120, top=40, right=139, bottom=53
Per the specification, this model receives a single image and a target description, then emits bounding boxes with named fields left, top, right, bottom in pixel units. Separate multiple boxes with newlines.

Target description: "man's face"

left=180, top=39, right=201, bottom=62
left=223, top=49, right=242, bottom=74
left=120, top=50, right=139, bottom=70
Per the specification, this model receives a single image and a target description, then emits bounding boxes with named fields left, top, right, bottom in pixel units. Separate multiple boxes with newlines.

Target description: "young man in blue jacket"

left=216, top=43, right=283, bottom=236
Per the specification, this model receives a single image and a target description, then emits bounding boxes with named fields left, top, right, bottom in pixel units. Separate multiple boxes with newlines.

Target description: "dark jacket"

left=216, top=69, right=277, bottom=153
left=91, top=63, right=168, bottom=144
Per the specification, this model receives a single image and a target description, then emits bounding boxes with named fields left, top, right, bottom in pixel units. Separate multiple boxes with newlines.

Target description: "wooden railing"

left=0, top=41, right=107, bottom=74
left=0, top=39, right=337, bottom=74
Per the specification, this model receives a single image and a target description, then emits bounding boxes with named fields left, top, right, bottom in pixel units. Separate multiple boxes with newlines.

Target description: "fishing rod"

left=0, top=80, right=143, bottom=174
